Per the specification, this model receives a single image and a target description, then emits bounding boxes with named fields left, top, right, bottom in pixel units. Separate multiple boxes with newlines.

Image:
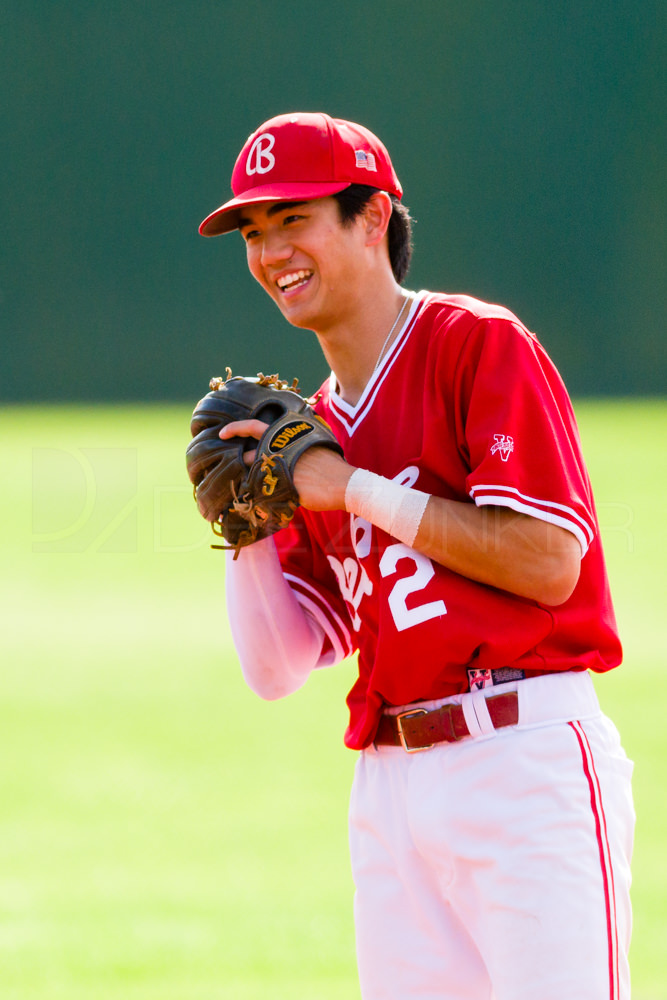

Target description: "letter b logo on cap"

left=246, top=133, right=276, bottom=175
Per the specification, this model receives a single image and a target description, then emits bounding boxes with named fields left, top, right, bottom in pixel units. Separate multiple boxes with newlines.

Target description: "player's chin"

left=275, top=296, right=320, bottom=331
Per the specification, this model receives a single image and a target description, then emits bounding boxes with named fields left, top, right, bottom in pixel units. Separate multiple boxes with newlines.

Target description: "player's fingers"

left=218, top=419, right=269, bottom=440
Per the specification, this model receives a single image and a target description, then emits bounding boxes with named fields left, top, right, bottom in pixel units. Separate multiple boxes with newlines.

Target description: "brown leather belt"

left=373, top=692, right=519, bottom=753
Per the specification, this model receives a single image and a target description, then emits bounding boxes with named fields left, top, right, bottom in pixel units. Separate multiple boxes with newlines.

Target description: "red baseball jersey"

left=273, top=291, right=621, bottom=750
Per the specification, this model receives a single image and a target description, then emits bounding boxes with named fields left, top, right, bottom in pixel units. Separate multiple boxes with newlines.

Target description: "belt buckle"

left=395, top=708, right=434, bottom=753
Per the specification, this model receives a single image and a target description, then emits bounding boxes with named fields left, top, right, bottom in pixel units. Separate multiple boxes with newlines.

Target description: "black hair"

left=332, top=184, right=414, bottom=284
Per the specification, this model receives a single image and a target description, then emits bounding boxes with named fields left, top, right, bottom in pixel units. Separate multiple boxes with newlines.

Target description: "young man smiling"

left=198, top=112, right=634, bottom=999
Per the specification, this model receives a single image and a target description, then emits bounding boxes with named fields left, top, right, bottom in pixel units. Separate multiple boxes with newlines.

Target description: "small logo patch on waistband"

left=468, top=667, right=526, bottom=691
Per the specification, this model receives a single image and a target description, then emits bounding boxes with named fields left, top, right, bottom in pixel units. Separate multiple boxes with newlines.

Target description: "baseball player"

left=197, top=112, right=634, bottom=999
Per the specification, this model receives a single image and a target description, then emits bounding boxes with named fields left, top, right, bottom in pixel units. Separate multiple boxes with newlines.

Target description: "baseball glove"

left=186, top=370, right=343, bottom=556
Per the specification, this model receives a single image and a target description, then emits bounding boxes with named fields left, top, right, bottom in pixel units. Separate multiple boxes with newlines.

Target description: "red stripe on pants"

left=569, top=720, right=620, bottom=1000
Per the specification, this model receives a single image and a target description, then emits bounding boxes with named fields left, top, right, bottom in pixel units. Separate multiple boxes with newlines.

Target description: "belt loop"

left=461, top=695, right=484, bottom=738
left=470, top=690, right=496, bottom=736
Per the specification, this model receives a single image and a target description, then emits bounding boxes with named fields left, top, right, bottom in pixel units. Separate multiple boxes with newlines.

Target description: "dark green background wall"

left=3, top=1, right=665, bottom=401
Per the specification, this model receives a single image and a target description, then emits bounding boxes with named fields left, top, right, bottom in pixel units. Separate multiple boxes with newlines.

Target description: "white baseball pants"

left=349, top=672, right=635, bottom=1000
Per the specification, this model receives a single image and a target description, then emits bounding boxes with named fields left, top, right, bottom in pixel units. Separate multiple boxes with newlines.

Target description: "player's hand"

left=292, top=446, right=355, bottom=512
left=219, top=419, right=354, bottom=511
left=218, top=419, right=268, bottom=465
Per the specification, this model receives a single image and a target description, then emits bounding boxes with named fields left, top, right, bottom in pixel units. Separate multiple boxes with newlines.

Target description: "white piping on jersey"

left=469, top=483, right=594, bottom=554
left=328, top=290, right=423, bottom=436
left=284, top=572, right=354, bottom=664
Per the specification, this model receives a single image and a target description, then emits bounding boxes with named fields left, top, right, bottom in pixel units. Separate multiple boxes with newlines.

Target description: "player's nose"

left=259, top=229, right=294, bottom=268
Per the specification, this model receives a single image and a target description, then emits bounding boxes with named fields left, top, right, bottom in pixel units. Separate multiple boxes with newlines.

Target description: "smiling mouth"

left=276, top=270, right=313, bottom=293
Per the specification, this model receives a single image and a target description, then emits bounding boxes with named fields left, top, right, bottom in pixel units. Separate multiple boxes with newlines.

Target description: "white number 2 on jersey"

left=379, top=543, right=448, bottom=632
left=328, top=467, right=446, bottom=633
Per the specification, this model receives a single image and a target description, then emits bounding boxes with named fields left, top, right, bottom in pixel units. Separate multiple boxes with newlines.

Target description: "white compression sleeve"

left=345, top=468, right=430, bottom=547
left=224, top=536, right=326, bottom=700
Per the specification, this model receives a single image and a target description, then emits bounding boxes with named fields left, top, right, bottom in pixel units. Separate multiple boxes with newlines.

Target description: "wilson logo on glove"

left=186, top=370, right=343, bottom=557
left=268, top=421, right=313, bottom=452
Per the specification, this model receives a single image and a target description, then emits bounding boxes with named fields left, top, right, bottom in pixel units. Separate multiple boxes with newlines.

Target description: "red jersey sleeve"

left=272, top=508, right=357, bottom=667
left=458, top=318, right=596, bottom=553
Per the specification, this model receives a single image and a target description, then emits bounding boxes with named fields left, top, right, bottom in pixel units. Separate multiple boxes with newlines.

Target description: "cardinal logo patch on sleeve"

left=490, top=434, right=514, bottom=462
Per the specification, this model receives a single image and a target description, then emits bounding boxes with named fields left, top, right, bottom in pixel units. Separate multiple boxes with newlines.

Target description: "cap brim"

left=199, top=181, right=352, bottom=236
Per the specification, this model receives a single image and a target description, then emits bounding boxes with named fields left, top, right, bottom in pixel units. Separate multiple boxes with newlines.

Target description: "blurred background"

left=3, top=0, right=665, bottom=403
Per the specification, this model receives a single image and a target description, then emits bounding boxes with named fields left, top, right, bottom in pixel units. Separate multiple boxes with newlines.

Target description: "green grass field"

left=1, top=399, right=665, bottom=998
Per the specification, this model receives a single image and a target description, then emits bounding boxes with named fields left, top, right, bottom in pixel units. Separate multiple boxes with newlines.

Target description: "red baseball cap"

left=199, top=112, right=403, bottom=237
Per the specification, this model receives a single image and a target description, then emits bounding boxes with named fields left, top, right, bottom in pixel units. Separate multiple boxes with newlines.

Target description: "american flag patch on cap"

left=355, top=149, right=377, bottom=171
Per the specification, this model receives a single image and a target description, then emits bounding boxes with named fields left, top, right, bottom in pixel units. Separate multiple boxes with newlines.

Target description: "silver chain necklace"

left=373, top=293, right=412, bottom=372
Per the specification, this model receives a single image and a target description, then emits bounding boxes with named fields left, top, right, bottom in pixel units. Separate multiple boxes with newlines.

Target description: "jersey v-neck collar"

left=328, top=290, right=424, bottom=436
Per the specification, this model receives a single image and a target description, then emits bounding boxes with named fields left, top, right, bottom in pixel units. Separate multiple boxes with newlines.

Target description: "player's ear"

left=363, top=191, right=393, bottom=248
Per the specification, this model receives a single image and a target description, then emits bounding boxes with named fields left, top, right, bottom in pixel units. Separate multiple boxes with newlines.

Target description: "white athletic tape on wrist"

left=344, top=469, right=429, bottom=548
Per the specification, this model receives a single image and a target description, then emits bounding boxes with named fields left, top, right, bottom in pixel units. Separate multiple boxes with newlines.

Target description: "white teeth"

left=277, top=270, right=311, bottom=291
